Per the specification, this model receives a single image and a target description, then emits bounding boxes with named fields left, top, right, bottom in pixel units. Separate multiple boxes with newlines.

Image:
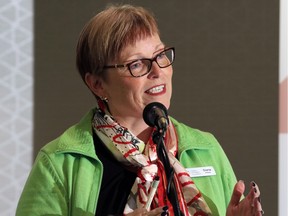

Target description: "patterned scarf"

left=92, top=100, right=212, bottom=216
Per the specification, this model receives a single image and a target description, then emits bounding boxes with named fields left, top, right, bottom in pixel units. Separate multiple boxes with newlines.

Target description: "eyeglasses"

left=103, top=47, right=175, bottom=77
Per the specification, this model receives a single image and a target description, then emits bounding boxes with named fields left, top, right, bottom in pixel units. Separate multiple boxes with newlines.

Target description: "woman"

left=16, top=4, right=263, bottom=216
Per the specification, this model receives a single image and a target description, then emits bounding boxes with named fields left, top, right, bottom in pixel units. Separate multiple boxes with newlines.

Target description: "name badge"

left=186, top=166, right=216, bottom=178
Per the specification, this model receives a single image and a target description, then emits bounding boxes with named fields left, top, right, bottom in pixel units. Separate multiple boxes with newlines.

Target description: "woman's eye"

left=130, top=60, right=143, bottom=70
left=157, top=52, right=166, bottom=59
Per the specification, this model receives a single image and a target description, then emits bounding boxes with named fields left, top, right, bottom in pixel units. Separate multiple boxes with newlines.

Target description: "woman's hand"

left=226, top=180, right=264, bottom=216
left=125, top=206, right=168, bottom=216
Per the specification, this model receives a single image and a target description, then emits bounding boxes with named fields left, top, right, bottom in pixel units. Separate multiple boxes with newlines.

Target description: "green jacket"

left=16, top=109, right=237, bottom=216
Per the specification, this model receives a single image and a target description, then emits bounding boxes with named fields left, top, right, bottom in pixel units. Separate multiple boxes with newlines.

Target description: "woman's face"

left=99, top=34, right=173, bottom=123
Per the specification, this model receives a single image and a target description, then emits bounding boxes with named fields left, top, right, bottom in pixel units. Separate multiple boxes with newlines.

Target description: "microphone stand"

left=152, top=128, right=183, bottom=216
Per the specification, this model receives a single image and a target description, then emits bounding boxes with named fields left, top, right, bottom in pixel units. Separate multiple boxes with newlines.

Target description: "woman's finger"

left=253, top=194, right=264, bottom=216
left=148, top=206, right=169, bottom=216
left=228, top=180, right=245, bottom=207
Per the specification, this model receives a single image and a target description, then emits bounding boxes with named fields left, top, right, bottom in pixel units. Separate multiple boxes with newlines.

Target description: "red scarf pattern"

left=92, top=101, right=212, bottom=216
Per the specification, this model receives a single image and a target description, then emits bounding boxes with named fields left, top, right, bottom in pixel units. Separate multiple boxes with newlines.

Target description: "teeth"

left=148, top=85, right=164, bottom=94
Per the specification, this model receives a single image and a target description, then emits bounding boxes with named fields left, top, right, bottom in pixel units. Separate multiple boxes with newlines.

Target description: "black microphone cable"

left=153, top=131, right=183, bottom=216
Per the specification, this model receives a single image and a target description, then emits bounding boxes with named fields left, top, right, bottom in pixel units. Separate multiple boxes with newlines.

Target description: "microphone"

left=143, top=102, right=169, bottom=131
left=143, top=103, right=183, bottom=216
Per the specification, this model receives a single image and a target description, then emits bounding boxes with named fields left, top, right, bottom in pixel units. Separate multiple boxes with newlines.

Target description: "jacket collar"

left=55, top=108, right=97, bottom=159
left=170, top=117, right=214, bottom=155
left=54, top=109, right=213, bottom=159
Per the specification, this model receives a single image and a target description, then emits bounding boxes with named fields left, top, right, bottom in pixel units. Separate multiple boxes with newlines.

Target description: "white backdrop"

left=278, top=0, right=288, bottom=215
left=0, top=0, right=33, bottom=215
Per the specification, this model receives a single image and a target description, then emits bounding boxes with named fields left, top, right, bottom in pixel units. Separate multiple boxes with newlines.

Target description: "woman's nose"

left=147, top=62, right=161, bottom=79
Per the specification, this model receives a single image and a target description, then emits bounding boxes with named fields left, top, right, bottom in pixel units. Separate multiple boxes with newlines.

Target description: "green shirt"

left=16, top=108, right=237, bottom=216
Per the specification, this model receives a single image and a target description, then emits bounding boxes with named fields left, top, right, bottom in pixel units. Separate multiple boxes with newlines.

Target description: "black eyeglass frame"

left=103, top=47, right=175, bottom=77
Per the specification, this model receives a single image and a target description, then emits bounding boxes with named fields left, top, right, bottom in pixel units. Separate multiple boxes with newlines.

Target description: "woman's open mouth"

left=145, top=84, right=166, bottom=95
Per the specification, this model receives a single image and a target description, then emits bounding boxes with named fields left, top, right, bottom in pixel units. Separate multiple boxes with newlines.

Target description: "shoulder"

left=29, top=108, right=100, bottom=184
left=40, top=108, right=97, bottom=159
left=170, top=117, right=220, bottom=151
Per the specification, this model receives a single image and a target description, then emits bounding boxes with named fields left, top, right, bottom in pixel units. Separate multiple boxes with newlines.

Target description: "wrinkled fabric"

left=16, top=108, right=237, bottom=216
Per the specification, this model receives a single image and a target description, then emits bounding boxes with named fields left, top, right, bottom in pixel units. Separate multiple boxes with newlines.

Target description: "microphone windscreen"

left=143, top=102, right=168, bottom=127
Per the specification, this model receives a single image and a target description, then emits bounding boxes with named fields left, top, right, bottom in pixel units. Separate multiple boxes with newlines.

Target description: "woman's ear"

left=85, top=73, right=105, bottom=97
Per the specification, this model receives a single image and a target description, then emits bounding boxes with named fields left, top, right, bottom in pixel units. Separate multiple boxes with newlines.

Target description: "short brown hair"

left=76, top=4, right=159, bottom=81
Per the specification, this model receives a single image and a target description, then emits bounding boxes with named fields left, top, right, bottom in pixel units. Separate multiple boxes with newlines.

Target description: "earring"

left=101, top=96, right=109, bottom=103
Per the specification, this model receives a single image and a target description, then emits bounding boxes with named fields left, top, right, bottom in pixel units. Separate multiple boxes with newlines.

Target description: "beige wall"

left=34, top=1, right=279, bottom=215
